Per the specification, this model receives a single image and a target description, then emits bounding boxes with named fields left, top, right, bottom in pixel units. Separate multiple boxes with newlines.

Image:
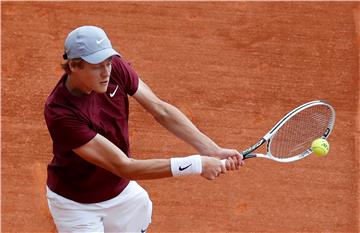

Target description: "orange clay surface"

left=2, top=2, right=359, bottom=232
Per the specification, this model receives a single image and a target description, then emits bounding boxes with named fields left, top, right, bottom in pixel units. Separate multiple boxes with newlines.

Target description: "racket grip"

left=243, top=154, right=256, bottom=159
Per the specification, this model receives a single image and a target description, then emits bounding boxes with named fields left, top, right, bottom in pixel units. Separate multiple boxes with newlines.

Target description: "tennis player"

left=44, top=25, right=244, bottom=233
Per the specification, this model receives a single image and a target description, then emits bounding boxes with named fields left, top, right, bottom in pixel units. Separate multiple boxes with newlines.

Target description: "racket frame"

left=242, top=100, right=336, bottom=163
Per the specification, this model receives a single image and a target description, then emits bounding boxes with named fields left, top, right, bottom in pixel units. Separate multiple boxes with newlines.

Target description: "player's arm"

left=132, top=79, right=243, bottom=166
left=73, top=133, right=225, bottom=180
left=133, top=79, right=219, bottom=155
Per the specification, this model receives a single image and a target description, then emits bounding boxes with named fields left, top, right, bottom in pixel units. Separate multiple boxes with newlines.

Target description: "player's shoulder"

left=111, top=55, right=135, bottom=71
left=110, top=55, right=138, bottom=88
left=45, top=76, right=65, bottom=106
left=111, top=55, right=124, bottom=66
left=44, top=75, right=76, bottom=117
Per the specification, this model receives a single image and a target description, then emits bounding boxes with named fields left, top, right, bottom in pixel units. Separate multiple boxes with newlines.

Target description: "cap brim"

left=81, top=48, right=120, bottom=64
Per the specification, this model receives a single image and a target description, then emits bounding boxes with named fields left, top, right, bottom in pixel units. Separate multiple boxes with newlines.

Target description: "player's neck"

left=65, top=74, right=92, bottom=96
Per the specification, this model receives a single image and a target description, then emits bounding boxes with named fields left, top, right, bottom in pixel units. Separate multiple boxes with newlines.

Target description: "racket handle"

left=243, top=154, right=256, bottom=159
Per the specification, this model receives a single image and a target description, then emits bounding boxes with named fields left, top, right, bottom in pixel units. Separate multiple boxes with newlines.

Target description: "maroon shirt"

left=44, top=56, right=139, bottom=203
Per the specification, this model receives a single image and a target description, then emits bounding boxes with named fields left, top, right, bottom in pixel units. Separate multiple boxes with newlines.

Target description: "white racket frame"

left=250, top=100, right=335, bottom=162
left=221, top=100, right=336, bottom=165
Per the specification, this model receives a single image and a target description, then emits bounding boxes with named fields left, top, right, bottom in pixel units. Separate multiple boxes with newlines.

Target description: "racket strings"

left=270, top=105, right=333, bottom=159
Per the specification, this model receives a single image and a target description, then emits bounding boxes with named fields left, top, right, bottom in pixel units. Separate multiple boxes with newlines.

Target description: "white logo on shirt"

left=110, top=85, right=119, bottom=98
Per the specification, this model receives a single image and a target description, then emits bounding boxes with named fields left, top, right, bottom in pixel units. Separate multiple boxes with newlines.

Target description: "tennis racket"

left=224, top=100, right=335, bottom=163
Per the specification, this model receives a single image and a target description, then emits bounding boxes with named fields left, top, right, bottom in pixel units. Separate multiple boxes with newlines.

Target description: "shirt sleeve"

left=45, top=108, right=97, bottom=151
left=110, top=56, right=139, bottom=96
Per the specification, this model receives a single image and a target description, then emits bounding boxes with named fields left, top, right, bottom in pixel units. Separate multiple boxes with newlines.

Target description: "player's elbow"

left=152, top=101, right=174, bottom=122
left=113, top=160, right=136, bottom=180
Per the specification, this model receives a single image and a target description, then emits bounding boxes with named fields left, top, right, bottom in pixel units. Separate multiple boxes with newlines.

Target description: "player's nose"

left=101, top=67, right=111, bottom=78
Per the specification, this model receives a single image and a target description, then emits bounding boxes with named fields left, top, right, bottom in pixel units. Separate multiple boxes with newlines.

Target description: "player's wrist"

left=170, top=155, right=202, bottom=176
left=197, top=145, right=221, bottom=157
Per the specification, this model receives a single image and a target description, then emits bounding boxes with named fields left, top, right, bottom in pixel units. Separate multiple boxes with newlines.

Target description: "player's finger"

left=239, top=155, right=245, bottom=166
left=230, top=155, right=240, bottom=169
left=222, top=158, right=231, bottom=170
left=231, top=150, right=243, bottom=164
left=221, top=158, right=240, bottom=170
left=227, top=154, right=240, bottom=168
left=227, top=157, right=236, bottom=170
left=220, top=162, right=226, bottom=174
left=236, top=153, right=245, bottom=166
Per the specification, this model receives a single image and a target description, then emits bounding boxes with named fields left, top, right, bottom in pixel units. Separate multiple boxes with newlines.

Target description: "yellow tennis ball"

left=311, top=138, right=329, bottom=157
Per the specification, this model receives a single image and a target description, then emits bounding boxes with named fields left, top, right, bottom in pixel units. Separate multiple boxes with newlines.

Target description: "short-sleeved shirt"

left=44, top=56, right=139, bottom=203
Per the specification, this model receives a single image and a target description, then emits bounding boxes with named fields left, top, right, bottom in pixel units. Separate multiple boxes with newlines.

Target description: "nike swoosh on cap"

left=96, top=38, right=105, bottom=44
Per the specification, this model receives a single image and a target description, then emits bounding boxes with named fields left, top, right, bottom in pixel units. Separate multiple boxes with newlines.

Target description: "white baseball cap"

left=63, top=26, right=120, bottom=64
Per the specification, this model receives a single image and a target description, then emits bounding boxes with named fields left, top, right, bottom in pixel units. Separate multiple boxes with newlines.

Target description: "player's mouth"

left=100, top=80, right=109, bottom=86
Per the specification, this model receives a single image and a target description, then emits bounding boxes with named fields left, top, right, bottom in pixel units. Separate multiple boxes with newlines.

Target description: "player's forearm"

left=153, top=103, right=220, bottom=155
left=121, top=159, right=173, bottom=180
left=74, top=134, right=172, bottom=179
left=74, top=134, right=224, bottom=180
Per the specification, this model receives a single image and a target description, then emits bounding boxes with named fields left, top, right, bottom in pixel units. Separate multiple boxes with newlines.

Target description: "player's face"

left=74, top=57, right=112, bottom=94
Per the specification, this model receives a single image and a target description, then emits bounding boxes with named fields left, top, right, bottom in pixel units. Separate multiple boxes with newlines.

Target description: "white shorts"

left=46, top=181, right=152, bottom=233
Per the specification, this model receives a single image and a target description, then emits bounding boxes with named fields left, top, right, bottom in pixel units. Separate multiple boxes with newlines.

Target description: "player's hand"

left=203, top=147, right=244, bottom=169
left=200, top=156, right=226, bottom=180
left=223, top=156, right=241, bottom=171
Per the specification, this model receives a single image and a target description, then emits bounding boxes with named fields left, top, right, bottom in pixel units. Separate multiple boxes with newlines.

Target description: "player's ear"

left=68, top=61, right=75, bottom=72
left=68, top=59, right=85, bottom=72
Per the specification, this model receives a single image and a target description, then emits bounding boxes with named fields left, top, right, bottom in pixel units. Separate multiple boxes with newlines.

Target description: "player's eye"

left=91, top=65, right=102, bottom=70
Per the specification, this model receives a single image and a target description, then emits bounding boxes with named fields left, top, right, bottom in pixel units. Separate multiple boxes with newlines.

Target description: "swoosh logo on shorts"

left=179, top=164, right=192, bottom=171
left=109, top=85, right=119, bottom=98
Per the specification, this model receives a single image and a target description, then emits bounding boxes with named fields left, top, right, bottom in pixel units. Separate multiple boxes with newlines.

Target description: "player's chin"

left=95, top=84, right=108, bottom=93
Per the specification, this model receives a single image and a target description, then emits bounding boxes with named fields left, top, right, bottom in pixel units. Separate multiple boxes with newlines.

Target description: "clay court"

left=2, top=2, right=359, bottom=232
